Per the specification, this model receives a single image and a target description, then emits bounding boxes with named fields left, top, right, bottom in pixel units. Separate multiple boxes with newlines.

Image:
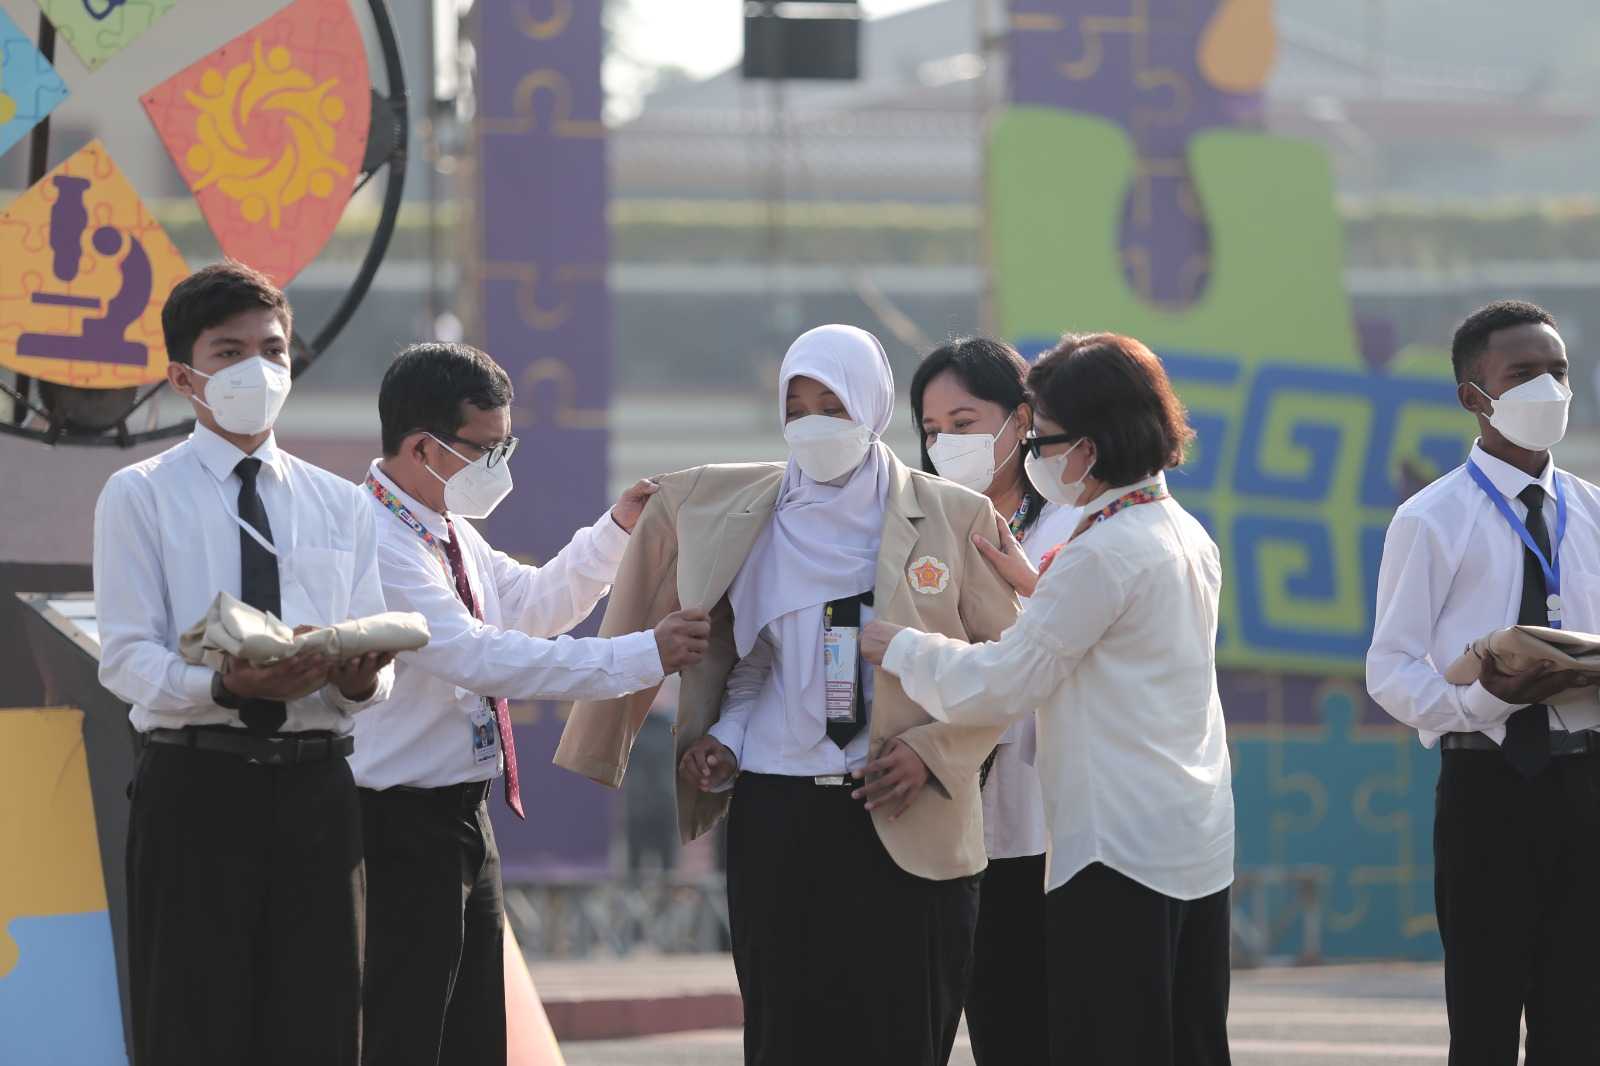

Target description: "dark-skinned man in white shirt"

left=1369, top=300, right=1600, bottom=1064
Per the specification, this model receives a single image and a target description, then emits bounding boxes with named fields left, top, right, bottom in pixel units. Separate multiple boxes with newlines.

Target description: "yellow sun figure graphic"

left=181, top=40, right=348, bottom=229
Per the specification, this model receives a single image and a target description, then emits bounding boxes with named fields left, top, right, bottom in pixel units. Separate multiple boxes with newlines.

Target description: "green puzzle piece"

left=990, top=108, right=1476, bottom=677
left=35, top=0, right=175, bottom=72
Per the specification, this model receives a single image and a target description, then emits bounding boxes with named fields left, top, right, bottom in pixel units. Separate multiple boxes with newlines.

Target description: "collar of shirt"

left=1077, top=470, right=1168, bottom=516
left=368, top=459, right=452, bottom=543
left=191, top=421, right=286, bottom=485
left=1469, top=439, right=1557, bottom=506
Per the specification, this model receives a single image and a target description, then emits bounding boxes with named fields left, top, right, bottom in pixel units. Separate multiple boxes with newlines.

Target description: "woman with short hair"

left=867, top=332, right=1236, bottom=1066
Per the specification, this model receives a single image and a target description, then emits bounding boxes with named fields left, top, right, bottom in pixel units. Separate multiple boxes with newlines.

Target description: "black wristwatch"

left=212, top=670, right=245, bottom=710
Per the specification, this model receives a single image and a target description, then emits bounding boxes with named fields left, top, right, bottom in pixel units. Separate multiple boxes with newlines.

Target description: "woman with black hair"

left=910, top=337, right=1080, bottom=1066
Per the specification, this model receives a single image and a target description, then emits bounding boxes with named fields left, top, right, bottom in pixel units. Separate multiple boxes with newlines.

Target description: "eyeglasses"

left=1023, top=430, right=1076, bottom=460
left=423, top=431, right=520, bottom=468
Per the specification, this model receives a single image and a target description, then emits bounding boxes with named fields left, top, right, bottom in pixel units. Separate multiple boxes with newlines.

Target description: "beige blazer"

left=553, top=455, right=1021, bottom=881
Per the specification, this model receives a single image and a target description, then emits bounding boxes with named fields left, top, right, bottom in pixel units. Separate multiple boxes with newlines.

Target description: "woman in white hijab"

left=555, top=324, right=1018, bottom=1065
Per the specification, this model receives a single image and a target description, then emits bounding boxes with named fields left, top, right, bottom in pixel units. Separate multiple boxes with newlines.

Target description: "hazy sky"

left=618, top=0, right=940, bottom=79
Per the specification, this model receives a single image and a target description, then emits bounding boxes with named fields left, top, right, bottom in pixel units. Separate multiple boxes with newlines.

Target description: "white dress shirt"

left=94, top=424, right=394, bottom=734
left=983, top=502, right=1080, bottom=860
left=349, top=462, right=665, bottom=790
left=883, top=474, right=1236, bottom=900
left=709, top=606, right=876, bottom=781
left=1367, top=442, right=1600, bottom=747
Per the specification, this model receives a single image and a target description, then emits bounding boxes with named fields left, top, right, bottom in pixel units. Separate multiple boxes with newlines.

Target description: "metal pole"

left=976, top=0, right=1000, bottom=337
left=13, top=12, right=56, bottom=427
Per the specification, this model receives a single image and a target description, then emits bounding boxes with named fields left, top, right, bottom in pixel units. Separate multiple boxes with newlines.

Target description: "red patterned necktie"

left=441, top=518, right=525, bottom=819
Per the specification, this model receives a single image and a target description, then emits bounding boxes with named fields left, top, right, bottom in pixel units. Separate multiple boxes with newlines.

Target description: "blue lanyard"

left=1466, top=459, right=1567, bottom=628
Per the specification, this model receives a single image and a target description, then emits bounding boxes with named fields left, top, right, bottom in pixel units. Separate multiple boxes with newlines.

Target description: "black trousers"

left=1434, top=749, right=1600, bottom=1065
left=126, top=743, right=364, bottom=1066
left=1045, top=863, right=1231, bottom=1066
left=966, top=853, right=1049, bottom=1066
left=359, top=787, right=506, bottom=1066
left=726, top=773, right=980, bottom=1066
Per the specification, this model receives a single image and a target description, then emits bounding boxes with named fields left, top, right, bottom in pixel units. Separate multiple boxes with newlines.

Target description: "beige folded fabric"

left=179, top=591, right=430, bottom=671
left=1443, top=625, right=1600, bottom=701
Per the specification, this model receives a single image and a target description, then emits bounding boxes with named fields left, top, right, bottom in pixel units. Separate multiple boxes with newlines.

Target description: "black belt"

left=387, top=780, right=493, bottom=813
left=741, top=771, right=857, bottom=790
left=1442, top=730, right=1600, bottom=757
left=140, top=726, right=353, bottom=765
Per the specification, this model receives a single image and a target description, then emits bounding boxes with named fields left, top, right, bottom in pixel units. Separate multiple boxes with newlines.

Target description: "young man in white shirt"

left=94, top=262, right=397, bottom=1065
left=353, top=342, right=709, bottom=1066
left=1368, top=300, right=1600, bottom=1064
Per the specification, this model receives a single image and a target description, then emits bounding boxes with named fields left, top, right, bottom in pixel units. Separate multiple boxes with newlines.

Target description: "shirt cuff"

left=592, top=508, right=632, bottom=565
left=705, top=719, right=744, bottom=793
left=881, top=628, right=920, bottom=680
left=321, top=662, right=395, bottom=714
left=616, top=628, right=667, bottom=690
left=182, top=664, right=218, bottom=706
left=1461, top=680, right=1518, bottom=726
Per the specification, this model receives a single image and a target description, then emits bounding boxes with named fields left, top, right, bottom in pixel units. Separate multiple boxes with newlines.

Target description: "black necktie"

left=1502, top=484, right=1552, bottom=777
left=235, top=458, right=286, bottom=735
left=825, top=591, right=873, bottom=749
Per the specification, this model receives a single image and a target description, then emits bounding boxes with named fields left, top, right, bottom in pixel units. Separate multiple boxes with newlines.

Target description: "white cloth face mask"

left=426, top=434, right=515, bottom=519
left=186, top=356, right=292, bottom=435
left=928, top=413, right=1017, bottom=493
left=1024, top=438, right=1087, bottom=507
left=1473, top=374, right=1572, bottom=451
left=784, top=414, right=875, bottom=483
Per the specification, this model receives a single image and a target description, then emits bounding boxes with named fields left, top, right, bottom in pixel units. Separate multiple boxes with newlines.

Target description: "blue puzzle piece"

left=0, top=911, right=127, bottom=1066
left=1231, top=685, right=1441, bottom=960
left=0, top=5, right=70, bottom=161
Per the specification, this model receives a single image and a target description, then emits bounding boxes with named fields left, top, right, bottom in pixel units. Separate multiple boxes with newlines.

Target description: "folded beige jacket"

left=179, top=591, right=431, bottom=671
left=1443, top=624, right=1600, bottom=702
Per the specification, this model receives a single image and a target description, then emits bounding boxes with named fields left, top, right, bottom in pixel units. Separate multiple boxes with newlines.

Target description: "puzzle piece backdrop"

left=996, top=1, right=1470, bottom=958
left=0, top=4, right=68, bottom=159
left=141, top=0, right=372, bottom=286
left=0, top=708, right=126, bottom=1066
left=0, top=139, right=188, bottom=390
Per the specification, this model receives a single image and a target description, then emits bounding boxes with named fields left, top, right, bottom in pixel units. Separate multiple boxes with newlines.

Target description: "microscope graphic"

left=17, top=174, right=153, bottom=368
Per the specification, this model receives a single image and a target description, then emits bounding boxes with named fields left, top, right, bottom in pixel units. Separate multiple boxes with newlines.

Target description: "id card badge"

left=824, top=621, right=859, bottom=725
left=469, top=700, right=500, bottom=765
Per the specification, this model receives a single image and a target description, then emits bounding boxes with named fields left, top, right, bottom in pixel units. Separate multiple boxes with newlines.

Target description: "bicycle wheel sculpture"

left=0, top=0, right=407, bottom=447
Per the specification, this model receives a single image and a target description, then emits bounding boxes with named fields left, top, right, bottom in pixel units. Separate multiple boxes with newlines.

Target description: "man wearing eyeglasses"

left=354, top=342, right=712, bottom=1065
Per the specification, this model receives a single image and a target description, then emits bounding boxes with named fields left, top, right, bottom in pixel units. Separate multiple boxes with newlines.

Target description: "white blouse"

left=882, top=474, right=1235, bottom=900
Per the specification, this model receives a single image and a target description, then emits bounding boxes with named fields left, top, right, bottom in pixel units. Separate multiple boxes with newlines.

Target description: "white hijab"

left=727, top=325, right=894, bottom=745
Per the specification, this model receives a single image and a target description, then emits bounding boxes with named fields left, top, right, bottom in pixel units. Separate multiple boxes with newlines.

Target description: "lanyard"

left=1466, top=460, right=1567, bottom=628
left=365, top=473, right=450, bottom=574
left=207, top=463, right=296, bottom=560
left=1083, top=482, right=1170, bottom=529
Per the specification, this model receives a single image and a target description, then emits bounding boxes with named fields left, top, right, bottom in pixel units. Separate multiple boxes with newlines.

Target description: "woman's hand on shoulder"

left=972, top=511, right=1039, bottom=598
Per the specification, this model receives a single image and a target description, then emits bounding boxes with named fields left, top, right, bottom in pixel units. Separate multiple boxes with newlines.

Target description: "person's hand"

left=851, top=737, right=930, bottom=820
left=678, top=736, right=739, bottom=792
left=328, top=651, right=397, bottom=701
left=655, top=608, right=711, bottom=673
left=220, top=650, right=331, bottom=702
left=972, top=511, right=1039, bottom=597
left=610, top=478, right=661, bottom=533
left=861, top=620, right=904, bottom=667
left=1479, top=657, right=1584, bottom=707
